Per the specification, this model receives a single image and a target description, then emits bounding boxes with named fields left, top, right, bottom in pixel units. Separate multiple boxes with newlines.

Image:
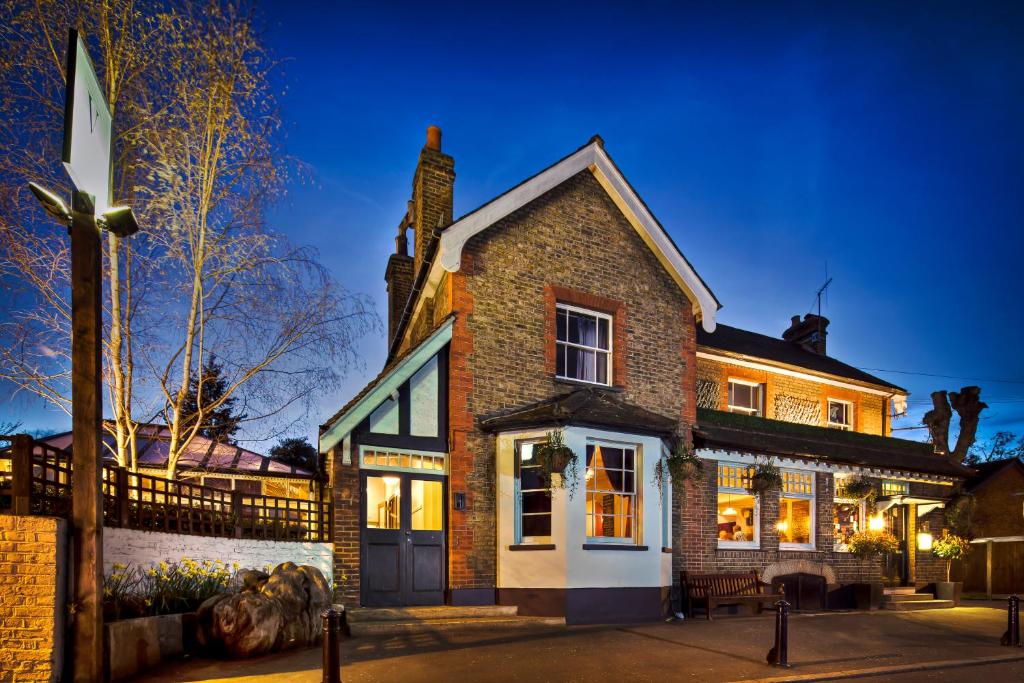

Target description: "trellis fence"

left=0, top=434, right=330, bottom=542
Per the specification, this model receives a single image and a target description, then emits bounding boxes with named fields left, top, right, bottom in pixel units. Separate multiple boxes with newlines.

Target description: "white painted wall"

left=103, top=527, right=333, bottom=583
left=497, top=426, right=670, bottom=590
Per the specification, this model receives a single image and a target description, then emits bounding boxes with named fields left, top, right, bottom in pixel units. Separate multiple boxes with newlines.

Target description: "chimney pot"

left=426, top=125, right=442, bottom=151
left=791, top=315, right=801, bottom=326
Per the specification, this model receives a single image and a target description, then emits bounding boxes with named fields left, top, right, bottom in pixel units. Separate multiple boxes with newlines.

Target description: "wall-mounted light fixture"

left=868, top=514, right=885, bottom=532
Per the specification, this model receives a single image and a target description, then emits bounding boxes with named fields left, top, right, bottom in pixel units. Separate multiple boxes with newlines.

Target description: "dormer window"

left=728, top=379, right=763, bottom=416
left=828, top=399, right=853, bottom=430
left=556, top=304, right=611, bottom=385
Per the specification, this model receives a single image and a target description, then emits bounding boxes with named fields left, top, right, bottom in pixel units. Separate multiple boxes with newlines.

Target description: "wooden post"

left=116, top=467, right=130, bottom=527
left=987, top=540, right=994, bottom=599
left=232, top=490, right=244, bottom=538
left=70, top=190, right=104, bottom=683
left=11, top=434, right=33, bottom=515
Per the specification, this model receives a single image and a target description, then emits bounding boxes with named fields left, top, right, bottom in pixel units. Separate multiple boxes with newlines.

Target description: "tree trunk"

left=922, top=390, right=951, bottom=455
left=950, top=386, right=987, bottom=464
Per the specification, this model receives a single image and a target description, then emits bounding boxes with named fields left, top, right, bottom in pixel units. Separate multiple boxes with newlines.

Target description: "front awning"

left=875, top=495, right=947, bottom=517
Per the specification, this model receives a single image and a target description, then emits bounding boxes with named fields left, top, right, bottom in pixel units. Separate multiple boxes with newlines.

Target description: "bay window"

left=515, top=441, right=552, bottom=542
left=778, top=470, right=815, bottom=549
left=717, top=463, right=758, bottom=548
left=556, top=304, right=612, bottom=385
left=585, top=442, right=637, bottom=543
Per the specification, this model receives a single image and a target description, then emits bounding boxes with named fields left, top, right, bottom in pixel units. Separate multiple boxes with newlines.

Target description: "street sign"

left=61, top=29, right=112, bottom=213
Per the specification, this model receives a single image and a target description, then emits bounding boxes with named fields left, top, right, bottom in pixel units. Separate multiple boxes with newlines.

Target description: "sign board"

left=62, top=29, right=112, bottom=213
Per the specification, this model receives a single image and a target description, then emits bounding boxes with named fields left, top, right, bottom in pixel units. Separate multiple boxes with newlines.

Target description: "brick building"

left=319, top=128, right=971, bottom=622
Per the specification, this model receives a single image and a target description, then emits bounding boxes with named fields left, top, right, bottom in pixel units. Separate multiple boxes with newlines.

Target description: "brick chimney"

left=385, top=209, right=414, bottom=346
left=782, top=314, right=829, bottom=355
left=411, top=125, right=455, bottom=274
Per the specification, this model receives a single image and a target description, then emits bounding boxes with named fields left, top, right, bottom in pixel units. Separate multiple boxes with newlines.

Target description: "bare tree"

left=0, top=0, right=378, bottom=477
left=922, top=386, right=988, bottom=463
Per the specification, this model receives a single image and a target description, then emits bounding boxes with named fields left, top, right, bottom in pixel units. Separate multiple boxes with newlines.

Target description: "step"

left=883, top=587, right=919, bottom=595
left=349, top=615, right=565, bottom=637
left=346, top=605, right=518, bottom=622
left=885, top=593, right=937, bottom=602
left=883, top=599, right=955, bottom=611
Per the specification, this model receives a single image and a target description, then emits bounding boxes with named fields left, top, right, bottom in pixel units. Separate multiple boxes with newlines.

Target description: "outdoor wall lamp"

left=917, top=530, right=934, bottom=551
left=868, top=514, right=885, bottom=531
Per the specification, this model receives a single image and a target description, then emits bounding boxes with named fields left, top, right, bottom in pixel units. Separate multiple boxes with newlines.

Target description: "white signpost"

left=62, top=29, right=112, bottom=213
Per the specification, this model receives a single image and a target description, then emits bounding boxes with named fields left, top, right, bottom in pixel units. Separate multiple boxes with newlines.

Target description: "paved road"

left=138, top=603, right=1024, bottom=682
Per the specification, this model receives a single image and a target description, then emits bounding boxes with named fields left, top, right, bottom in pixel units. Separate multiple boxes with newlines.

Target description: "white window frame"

left=832, top=496, right=867, bottom=553
left=881, top=479, right=909, bottom=496
left=359, top=446, right=447, bottom=474
left=717, top=462, right=760, bottom=549
left=515, top=440, right=552, bottom=545
left=584, top=439, right=641, bottom=545
left=827, top=398, right=853, bottom=430
left=556, top=303, right=613, bottom=386
left=660, top=443, right=671, bottom=550
left=778, top=469, right=816, bottom=551
left=728, top=378, right=763, bottom=416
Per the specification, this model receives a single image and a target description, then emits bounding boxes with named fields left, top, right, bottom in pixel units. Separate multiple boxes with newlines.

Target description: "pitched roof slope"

left=694, top=408, right=971, bottom=478
left=697, top=323, right=906, bottom=392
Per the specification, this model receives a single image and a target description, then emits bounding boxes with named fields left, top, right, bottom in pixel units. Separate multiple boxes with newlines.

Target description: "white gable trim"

left=319, top=318, right=453, bottom=453
left=436, top=141, right=719, bottom=333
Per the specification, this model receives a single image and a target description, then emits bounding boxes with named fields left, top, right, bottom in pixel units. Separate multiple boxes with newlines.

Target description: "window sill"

left=554, top=377, right=623, bottom=392
left=582, top=543, right=648, bottom=551
left=780, top=544, right=817, bottom=552
left=717, top=543, right=760, bottom=551
left=508, top=544, right=556, bottom=551
left=661, top=546, right=672, bottom=554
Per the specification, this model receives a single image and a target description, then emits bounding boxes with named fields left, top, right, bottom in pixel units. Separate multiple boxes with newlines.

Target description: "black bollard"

left=322, top=608, right=343, bottom=683
left=1002, top=596, right=1021, bottom=647
left=766, top=599, right=792, bottom=668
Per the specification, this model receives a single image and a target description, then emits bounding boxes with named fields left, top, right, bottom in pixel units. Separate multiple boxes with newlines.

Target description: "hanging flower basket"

left=746, top=460, right=782, bottom=495
left=655, top=433, right=704, bottom=497
left=837, top=476, right=877, bottom=507
left=534, top=429, right=579, bottom=498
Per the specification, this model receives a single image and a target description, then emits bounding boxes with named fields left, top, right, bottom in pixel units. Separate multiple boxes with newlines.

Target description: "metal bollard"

left=1002, top=595, right=1021, bottom=647
left=322, top=608, right=343, bottom=683
left=766, top=599, right=792, bottom=668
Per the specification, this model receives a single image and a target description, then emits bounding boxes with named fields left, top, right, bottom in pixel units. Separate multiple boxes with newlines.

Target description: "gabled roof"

left=435, top=136, right=720, bottom=332
left=480, top=387, right=679, bottom=436
left=694, top=408, right=972, bottom=479
left=39, top=425, right=314, bottom=478
left=697, top=323, right=906, bottom=393
left=319, top=315, right=453, bottom=452
left=965, top=457, right=1024, bottom=492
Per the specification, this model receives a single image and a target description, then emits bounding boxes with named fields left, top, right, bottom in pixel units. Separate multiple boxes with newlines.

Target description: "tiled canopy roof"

left=40, top=425, right=315, bottom=478
left=694, top=408, right=972, bottom=479
left=480, top=388, right=679, bottom=436
left=697, top=323, right=906, bottom=393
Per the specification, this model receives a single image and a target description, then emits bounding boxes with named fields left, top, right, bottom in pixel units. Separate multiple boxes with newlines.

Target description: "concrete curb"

left=733, top=652, right=1024, bottom=682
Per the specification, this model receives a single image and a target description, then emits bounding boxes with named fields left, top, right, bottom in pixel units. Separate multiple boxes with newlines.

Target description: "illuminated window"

left=833, top=477, right=866, bottom=552
left=827, top=399, right=853, bottom=430
left=778, top=470, right=815, bottom=549
left=881, top=479, right=909, bottom=496
left=718, top=463, right=758, bottom=548
left=516, top=441, right=551, bottom=542
left=361, top=447, right=445, bottom=472
left=585, top=442, right=637, bottom=543
left=365, top=475, right=401, bottom=529
left=728, top=380, right=763, bottom=416
left=556, top=304, right=612, bottom=385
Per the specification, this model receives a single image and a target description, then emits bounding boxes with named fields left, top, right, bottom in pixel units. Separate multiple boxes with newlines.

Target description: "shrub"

left=932, top=532, right=971, bottom=582
left=847, top=531, right=900, bottom=558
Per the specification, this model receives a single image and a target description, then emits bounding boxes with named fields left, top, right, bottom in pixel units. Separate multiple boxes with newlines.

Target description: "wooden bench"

left=681, top=570, right=783, bottom=620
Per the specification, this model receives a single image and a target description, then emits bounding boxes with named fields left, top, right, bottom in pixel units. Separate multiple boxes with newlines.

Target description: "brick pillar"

left=330, top=445, right=361, bottom=605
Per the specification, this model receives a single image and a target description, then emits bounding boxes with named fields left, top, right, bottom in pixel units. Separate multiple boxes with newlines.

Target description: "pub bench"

left=681, top=570, right=784, bottom=620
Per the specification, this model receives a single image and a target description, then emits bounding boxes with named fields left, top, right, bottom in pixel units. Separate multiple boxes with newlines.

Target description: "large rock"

left=196, top=563, right=331, bottom=657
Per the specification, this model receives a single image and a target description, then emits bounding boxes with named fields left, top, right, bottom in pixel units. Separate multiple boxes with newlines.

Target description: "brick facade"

left=448, top=171, right=696, bottom=591
left=696, top=357, right=888, bottom=435
left=0, top=515, right=66, bottom=682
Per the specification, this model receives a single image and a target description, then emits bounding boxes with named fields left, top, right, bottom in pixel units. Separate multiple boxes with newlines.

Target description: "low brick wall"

left=103, top=527, right=333, bottom=580
left=0, top=514, right=67, bottom=683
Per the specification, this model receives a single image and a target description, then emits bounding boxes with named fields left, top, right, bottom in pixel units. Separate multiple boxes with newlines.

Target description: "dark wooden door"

left=361, top=471, right=445, bottom=606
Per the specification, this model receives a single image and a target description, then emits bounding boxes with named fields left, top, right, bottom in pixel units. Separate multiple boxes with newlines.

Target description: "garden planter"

left=851, top=582, right=883, bottom=610
left=106, top=613, right=185, bottom=681
left=935, top=581, right=962, bottom=605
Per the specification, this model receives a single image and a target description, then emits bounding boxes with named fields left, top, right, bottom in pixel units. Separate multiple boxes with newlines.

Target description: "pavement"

left=135, top=600, right=1024, bottom=682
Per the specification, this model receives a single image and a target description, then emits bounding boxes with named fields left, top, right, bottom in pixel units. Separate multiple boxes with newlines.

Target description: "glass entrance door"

left=362, top=471, right=445, bottom=606
left=883, top=505, right=909, bottom=586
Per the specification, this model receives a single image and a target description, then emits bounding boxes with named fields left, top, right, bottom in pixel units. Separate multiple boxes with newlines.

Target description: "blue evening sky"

left=9, top=1, right=1024, bottom=449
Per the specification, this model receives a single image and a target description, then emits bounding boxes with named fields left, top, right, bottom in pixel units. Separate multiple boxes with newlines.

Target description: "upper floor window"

left=728, top=379, right=763, bottom=416
left=585, top=442, right=637, bottom=543
left=556, top=304, right=611, bottom=385
left=827, top=399, right=853, bottom=430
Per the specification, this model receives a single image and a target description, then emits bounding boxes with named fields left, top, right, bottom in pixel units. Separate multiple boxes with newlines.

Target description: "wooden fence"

left=0, top=434, right=331, bottom=543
